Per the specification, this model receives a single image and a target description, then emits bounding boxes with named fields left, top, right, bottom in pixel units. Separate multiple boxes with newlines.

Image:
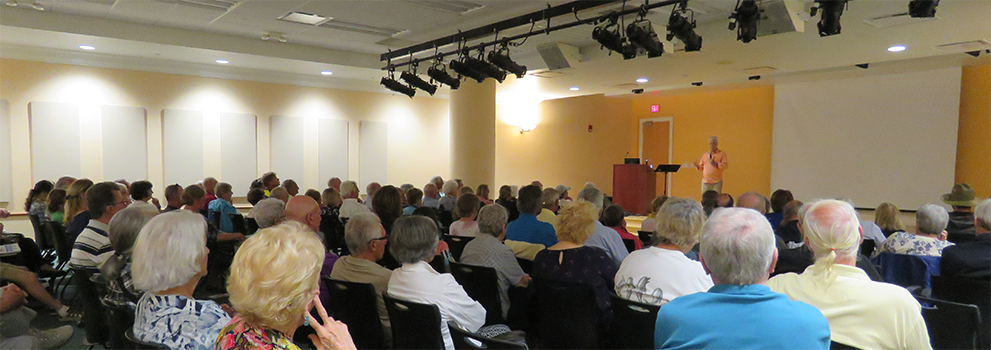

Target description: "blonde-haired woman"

left=215, top=221, right=355, bottom=350
left=874, top=202, right=905, bottom=238
left=531, top=201, right=617, bottom=315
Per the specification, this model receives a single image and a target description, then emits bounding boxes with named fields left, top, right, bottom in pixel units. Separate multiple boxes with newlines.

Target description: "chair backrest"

left=209, top=211, right=222, bottom=229
left=383, top=294, right=445, bottom=350
left=637, top=231, right=653, bottom=246
left=443, top=235, right=474, bottom=261
left=101, top=299, right=136, bottom=349
left=429, top=255, right=450, bottom=274
left=531, top=278, right=600, bottom=349
left=610, top=294, right=660, bottom=350
left=28, top=214, right=51, bottom=250
left=245, top=217, right=259, bottom=235
left=516, top=258, right=533, bottom=274
left=871, top=252, right=941, bottom=289
left=916, top=295, right=982, bottom=350
left=71, top=268, right=110, bottom=346
left=449, top=262, right=503, bottom=325
left=447, top=321, right=527, bottom=350
left=124, top=329, right=168, bottom=350
left=44, top=220, right=72, bottom=268
left=830, top=341, right=861, bottom=349
left=622, top=238, right=636, bottom=253
left=325, top=278, right=385, bottom=350
left=860, top=240, right=876, bottom=257
left=931, top=275, right=990, bottom=326
left=228, top=213, right=245, bottom=234
left=438, top=210, right=455, bottom=230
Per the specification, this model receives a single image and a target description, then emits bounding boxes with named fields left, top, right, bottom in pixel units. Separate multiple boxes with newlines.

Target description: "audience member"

left=400, top=183, right=415, bottom=193
left=218, top=222, right=353, bottom=350
left=371, top=185, right=403, bottom=234
left=838, top=199, right=888, bottom=245
left=654, top=208, right=830, bottom=350
left=282, top=179, right=300, bottom=196
left=45, top=188, right=67, bottom=224
left=69, top=181, right=125, bottom=272
left=439, top=180, right=459, bottom=213
left=0, top=283, right=73, bottom=349
left=615, top=198, right=710, bottom=306
left=270, top=186, right=290, bottom=203
left=208, top=182, right=238, bottom=233
left=940, top=198, right=990, bottom=280
left=251, top=198, right=285, bottom=229
left=457, top=186, right=474, bottom=199
left=202, top=177, right=218, bottom=207
left=0, top=261, right=70, bottom=318
left=943, top=183, right=978, bottom=243
left=331, top=213, right=393, bottom=346
left=430, top=176, right=445, bottom=194
left=766, top=189, right=794, bottom=228
left=65, top=179, right=95, bottom=235
left=775, top=200, right=804, bottom=244
left=532, top=201, right=617, bottom=318
left=640, top=195, right=670, bottom=232
left=716, top=193, right=734, bottom=208
left=320, top=188, right=346, bottom=254
left=129, top=180, right=159, bottom=210
left=530, top=180, right=543, bottom=189
left=600, top=204, right=641, bottom=251
left=339, top=180, right=370, bottom=221
left=115, top=180, right=132, bottom=206
left=284, top=196, right=325, bottom=238
left=132, top=211, right=232, bottom=350
left=476, top=184, right=494, bottom=205
left=422, top=183, right=441, bottom=209
left=737, top=191, right=766, bottom=213
left=261, top=172, right=280, bottom=195
left=506, top=185, right=557, bottom=247
left=55, top=176, right=76, bottom=190
left=875, top=204, right=953, bottom=257
left=556, top=184, right=573, bottom=201
left=460, top=204, right=530, bottom=319
left=700, top=190, right=718, bottom=216
left=305, top=189, right=322, bottom=205
left=404, top=188, right=423, bottom=216
left=874, top=202, right=905, bottom=238
left=387, top=216, right=486, bottom=350
left=182, top=184, right=244, bottom=243
left=249, top=179, right=264, bottom=192
left=495, top=185, right=520, bottom=222
left=578, top=187, right=629, bottom=266
left=450, top=194, right=481, bottom=237
left=245, top=188, right=265, bottom=207
left=365, top=182, right=382, bottom=210
left=101, top=205, right=158, bottom=311
left=162, top=183, right=185, bottom=212
left=768, top=200, right=930, bottom=349
left=328, top=177, right=342, bottom=192
left=537, top=188, right=559, bottom=226
left=24, top=180, right=54, bottom=220
left=322, top=188, right=343, bottom=213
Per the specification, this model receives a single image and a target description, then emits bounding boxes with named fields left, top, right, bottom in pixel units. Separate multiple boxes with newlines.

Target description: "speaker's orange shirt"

left=696, top=150, right=728, bottom=184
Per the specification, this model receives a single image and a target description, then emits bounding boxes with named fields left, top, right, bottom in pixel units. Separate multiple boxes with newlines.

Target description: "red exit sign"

left=650, top=104, right=659, bottom=113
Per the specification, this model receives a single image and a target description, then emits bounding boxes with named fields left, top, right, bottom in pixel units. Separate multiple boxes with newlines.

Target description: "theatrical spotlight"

left=593, top=16, right=638, bottom=59
left=428, top=65, right=460, bottom=90
left=729, top=0, right=760, bottom=43
left=401, top=70, right=438, bottom=96
left=908, top=0, right=938, bottom=18
left=381, top=77, right=416, bottom=98
left=627, top=19, right=665, bottom=58
left=667, top=9, right=702, bottom=51
left=488, top=47, right=527, bottom=78
left=465, top=55, right=507, bottom=83
left=812, top=0, right=849, bottom=37
left=449, top=59, right=487, bottom=83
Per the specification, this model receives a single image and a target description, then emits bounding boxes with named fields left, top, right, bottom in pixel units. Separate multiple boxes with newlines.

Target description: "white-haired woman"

left=215, top=222, right=355, bottom=350
left=100, top=205, right=159, bottom=310
left=874, top=203, right=954, bottom=257
left=131, top=211, right=231, bottom=350
left=438, top=180, right=459, bottom=213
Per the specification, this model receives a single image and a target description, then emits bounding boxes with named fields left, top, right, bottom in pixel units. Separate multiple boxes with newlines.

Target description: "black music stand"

left=654, top=164, right=681, bottom=197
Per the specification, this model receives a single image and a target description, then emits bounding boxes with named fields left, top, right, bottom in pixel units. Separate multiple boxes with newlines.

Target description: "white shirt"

left=768, top=263, right=931, bottom=350
left=449, top=220, right=479, bottom=237
left=339, top=198, right=370, bottom=221
left=861, top=220, right=887, bottom=245
left=387, top=261, right=486, bottom=350
left=614, top=246, right=713, bottom=306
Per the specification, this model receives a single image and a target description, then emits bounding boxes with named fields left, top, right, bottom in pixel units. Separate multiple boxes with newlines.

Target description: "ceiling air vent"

left=319, top=20, right=405, bottom=37
left=407, top=1, right=485, bottom=15
left=154, top=0, right=238, bottom=11
left=935, top=40, right=991, bottom=53
left=863, top=12, right=937, bottom=28
left=279, top=11, right=331, bottom=25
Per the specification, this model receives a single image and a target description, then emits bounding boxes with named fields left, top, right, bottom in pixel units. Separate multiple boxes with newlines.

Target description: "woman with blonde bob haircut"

left=874, top=202, right=905, bottom=238
left=216, top=221, right=355, bottom=350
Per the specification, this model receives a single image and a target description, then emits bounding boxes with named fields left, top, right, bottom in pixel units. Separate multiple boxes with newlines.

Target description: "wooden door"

left=642, top=121, right=670, bottom=197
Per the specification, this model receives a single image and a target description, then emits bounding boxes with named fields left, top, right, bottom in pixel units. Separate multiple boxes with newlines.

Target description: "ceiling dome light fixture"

left=215, top=59, right=230, bottom=64
left=78, top=45, right=96, bottom=50
left=636, top=78, right=649, bottom=83
left=320, top=71, right=333, bottom=76
left=887, top=45, right=907, bottom=52
left=570, top=87, right=580, bottom=91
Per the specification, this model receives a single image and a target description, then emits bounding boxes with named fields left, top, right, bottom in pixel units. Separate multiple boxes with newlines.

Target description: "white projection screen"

left=221, top=113, right=257, bottom=195
left=102, top=106, right=148, bottom=181
left=772, top=67, right=961, bottom=210
left=270, top=116, right=305, bottom=185
left=29, top=102, right=81, bottom=182
left=0, top=100, right=11, bottom=202
left=163, top=109, right=204, bottom=186
left=359, top=121, right=387, bottom=186
left=319, top=118, right=348, bottom=185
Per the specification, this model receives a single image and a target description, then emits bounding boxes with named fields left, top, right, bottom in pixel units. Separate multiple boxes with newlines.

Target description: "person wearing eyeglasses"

left=69, top=181, right=127, bottom=273
left=330, top=212, right=393, bottom=347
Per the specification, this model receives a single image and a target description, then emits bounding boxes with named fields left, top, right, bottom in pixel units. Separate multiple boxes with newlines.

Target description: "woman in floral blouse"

left=874, top=204, right=955, bottom=257
left=215, top=221, right=355, bottom=350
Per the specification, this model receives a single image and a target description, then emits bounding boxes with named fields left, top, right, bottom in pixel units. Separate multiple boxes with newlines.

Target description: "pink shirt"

left=696, top=150, right=728, bottom=184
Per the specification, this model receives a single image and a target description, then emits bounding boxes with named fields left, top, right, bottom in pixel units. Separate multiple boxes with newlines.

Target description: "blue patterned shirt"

left=874, top=231, right=954, bottom=257
left=133, top=293, right=231, bottom=350
left=208, top=198, right=238, bottom=233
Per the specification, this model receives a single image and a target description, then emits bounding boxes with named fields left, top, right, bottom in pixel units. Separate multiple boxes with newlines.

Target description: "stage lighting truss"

left=811, top=0, right=849, bottom=37
left=666, top=6, right=703, bottom=52
left=729, top=0, right=760, bottom=43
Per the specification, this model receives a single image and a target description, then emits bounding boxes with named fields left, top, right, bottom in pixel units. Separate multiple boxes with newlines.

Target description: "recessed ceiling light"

left=887, top=45, right=907, bottom=52
left=636, top=78, right=649, bottom=83
left=78, top=45, right=96, bottom=50
left=569, top=87, right=580, bottom=91
left=321, top=71, right=333, bottom=76
left=215, top=59, right=230, bottom=64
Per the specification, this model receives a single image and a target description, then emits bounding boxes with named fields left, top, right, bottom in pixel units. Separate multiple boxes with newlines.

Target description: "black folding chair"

left=383, top=294, right=445, bottom=350
left=637, top=231, right=653, bottom=246
left=450, top=262, right=503, bottom=325
left=622, top=238, right=636, bottom=253
left=860, top=240, right=876, bottom=257
left=443, top=235, right=474, bottom=261
left=610, top=294, right=660, bottom=350
left=531, top=279, right=600, bottom=349
left=228, top=213, right=246, bottom=234
left=917, top=295, right=982, bottom=350
left=125, top=329, right=168, bottom=350
left=830, top=341, right=861, bottom=349
left=101, top=299, right=136, bottom=349
left=325, top=278, right=385, bottom=350
left=448, top=321, right=527, bottom=350
left=429, top=255, right=450, bottom=274
left=245, top=217, right=259, bottom=235
left=28, top=214, right=51, bottom=251
left=71, top=268, right=109, bottom=347
left=932, top=275, right=991, bottom=324
left=516, top=258, right=533, bottom=274
left=209, top=211, right=222, bottom=229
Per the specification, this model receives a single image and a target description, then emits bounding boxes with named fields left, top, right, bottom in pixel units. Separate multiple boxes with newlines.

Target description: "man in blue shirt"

left=655, top=208, right=830, bottom=350
left=505, top=185, right=557, bottom=247
left=208, top=182, right=238, bottom=233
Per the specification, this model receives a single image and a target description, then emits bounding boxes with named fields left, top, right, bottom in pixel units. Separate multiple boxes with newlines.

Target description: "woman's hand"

left=306, top=295, right=356, bottom=350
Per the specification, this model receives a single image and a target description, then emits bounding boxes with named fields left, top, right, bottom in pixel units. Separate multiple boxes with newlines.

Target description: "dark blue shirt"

left=505, top=213, right=557, bottom=247
left=655, top=284, right=830, bottom=350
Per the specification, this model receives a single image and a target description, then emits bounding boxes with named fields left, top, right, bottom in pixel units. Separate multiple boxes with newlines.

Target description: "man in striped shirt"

left=69, top=181, right=126, bottom=271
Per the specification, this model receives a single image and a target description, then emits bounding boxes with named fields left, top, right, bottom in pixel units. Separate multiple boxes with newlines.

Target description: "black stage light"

left=619, top=42, right=639, bottom=60
left=449, top=59, right=487, bottom=83
left=908, top=0, right=938, bottom=18
left=691, top=81, right=703, bottom=86
left=667, top=10, right=703, bottom=51
left=627, top=20, right=664, bottom=58
left=427, top=65, right=461, bottom=90
left=729, top=0, right=760, bottom=43
left=748, top=75, right=761, bottom=80
left=488, top=49, right=527, bottom=78
left=400, top=71, right=438, bottom=95
left=380, top=77, right=416, bottom=98
left=465, top=55, right=507, bottom=83
left=813, top=0, right=848, bottom=37
left=593, top=21, right=625, bottom=53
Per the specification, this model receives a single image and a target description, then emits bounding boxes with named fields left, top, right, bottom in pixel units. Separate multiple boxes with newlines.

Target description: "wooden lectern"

left=613, top=164, right=656, bottom=215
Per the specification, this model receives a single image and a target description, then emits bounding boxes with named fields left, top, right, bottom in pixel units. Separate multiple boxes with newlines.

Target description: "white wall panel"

left=221, top=113, right=257, bottom=195
left=163, top=109, right=204, bottom=186
left=102, top=105, right=148, bottom=181
left=359, top=121, right=388, bottom=186
left=270, top=116, right=305, bottom=185
left=0, top=100, right=10, bottom=202
left=319, top=118, right=348, bottom=187
left=29, top=102, right=81, bottom=182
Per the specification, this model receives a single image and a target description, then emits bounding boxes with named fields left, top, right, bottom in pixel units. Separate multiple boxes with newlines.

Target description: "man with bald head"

left=737, top=191, right=768, bottom=214
left=365, top=182, right=382, bottom=210
left=422, top=183, right=441, bottom=209
left=285, top=195, right=339, bottom=312
left=328, top=177, right=342, bottom=192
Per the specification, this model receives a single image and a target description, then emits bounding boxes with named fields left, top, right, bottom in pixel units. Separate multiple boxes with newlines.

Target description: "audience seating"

left=530, top=278, right=600, bottom=349
left=830, top=341, right=861, bottom=349
left=515, top=258, right=533, bottom=274
left=447, top=321, right=527, bottom=350
left=245, top=217, right=259, bottom=235
left=324, top=278, right=385, bottom=350
left=438, top=209, right=454, bottom=230
left=383, top=294, right=446, bottom=350
left=622, top=238, right=636, bottom=253
left=860, top=240, right=876, bottom=257
left=125, top=329, right=167, bottom=350
left=208, top=211, right=222, bottom=230
left=637, top=231, right=653, bottom=247
left=610, top=294, right=660, bottom=350
left=228, top=213, right=245, bottom=234
left=871, top=252, right=940, bottom=290
left=443, top=235, right=474, bottom=262
left=429, top=255, right=450, bottom=274
left=916, top=296, right=983, bottom=350
left=101, top=299, right=136, bottom=350
left=71, top=268, right=110, bottom=347
left=449, top=262, right=504, bottom=326
left=931, top=274, right=991, bottom=342
left=27, top=214, right=50, bottom=251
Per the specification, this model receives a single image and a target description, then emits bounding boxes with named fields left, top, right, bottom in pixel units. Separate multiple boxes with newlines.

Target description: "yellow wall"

left=956, top=64, right=991, bottom=198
